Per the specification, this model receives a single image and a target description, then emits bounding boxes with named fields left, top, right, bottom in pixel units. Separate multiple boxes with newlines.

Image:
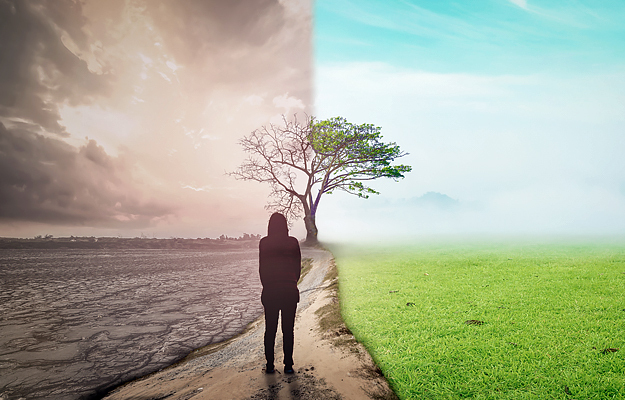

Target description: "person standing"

left=259, top=212, right=301, bottom=374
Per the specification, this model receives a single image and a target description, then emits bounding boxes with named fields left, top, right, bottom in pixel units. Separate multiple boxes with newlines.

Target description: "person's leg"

left=263, top=302, right=279, bottom=371
left=280, top=300, right=297, bottom=370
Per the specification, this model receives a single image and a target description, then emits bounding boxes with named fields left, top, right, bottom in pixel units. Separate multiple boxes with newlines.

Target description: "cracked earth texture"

left=0, top=248, right=262, bottom=400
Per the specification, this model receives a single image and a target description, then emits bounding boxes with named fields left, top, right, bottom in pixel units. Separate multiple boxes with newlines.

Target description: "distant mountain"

left=409, top=192, right=459, bottom=209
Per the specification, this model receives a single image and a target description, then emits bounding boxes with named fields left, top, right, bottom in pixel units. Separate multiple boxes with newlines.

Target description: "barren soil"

left=103, top=248, right=397, bottom=400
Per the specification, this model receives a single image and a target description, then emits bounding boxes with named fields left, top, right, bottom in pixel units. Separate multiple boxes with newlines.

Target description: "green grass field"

left=330, top=238, right=625, bottom=399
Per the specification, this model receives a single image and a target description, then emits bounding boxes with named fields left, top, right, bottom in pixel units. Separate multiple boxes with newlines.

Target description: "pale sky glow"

left=314, top=0, right=625, bottom=241
left=1, top=0, right=624, bottom=241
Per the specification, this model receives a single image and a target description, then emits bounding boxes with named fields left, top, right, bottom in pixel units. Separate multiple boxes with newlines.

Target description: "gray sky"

left=0, top=0, right=312, bottom=239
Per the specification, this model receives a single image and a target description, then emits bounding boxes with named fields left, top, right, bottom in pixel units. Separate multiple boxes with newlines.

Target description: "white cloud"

left=181, top=184, right=211, bottom=192
left=59, top=105, right=138, bottom=157
left=244, top=94, right=265, bottom=106
left=508, top=0, right=528, bottom=10
left=158, top=71, right=172, bottom=83
left=273, top=93, right=305, bottom=112
left=166, top=60, right=179, bottom=72
left=138, top=53, right=153, bottom=66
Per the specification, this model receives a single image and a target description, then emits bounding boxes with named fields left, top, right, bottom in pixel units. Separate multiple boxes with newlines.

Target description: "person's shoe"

left=284, top=365, right=294, bottom=374
left=265, top=364, right=275, bottom=374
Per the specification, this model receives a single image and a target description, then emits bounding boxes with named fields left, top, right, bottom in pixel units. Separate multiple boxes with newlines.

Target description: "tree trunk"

left=303, top=213, right=318, bottom=245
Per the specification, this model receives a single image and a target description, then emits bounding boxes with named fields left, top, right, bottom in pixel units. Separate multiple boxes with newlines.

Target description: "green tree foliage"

left=231, top=115, right=411, bottom=243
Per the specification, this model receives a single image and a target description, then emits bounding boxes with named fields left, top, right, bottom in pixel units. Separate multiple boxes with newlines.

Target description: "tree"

left=231, top=115, right=412, bottom=244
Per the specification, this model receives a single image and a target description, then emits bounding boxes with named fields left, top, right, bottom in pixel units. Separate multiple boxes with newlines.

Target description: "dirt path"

left=103, top=248, right=396, bottom=400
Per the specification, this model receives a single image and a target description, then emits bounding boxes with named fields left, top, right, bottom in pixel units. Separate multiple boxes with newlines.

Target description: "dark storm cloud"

left=0, top=0, right=109, bottom=136
left=0, top=0, right=175, bottom=228
left=146, top=0, right=313, bottom=120
left=148, top=0, right=286, bottom=61
left=146, top=0, right=312, bottom=99
left=0, top=0, right=312, bottom=234
left=0, top=122, right=174, bottom=227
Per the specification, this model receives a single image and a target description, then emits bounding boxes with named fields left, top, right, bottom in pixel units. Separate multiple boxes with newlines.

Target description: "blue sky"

left=314, top=0, right=625, bottom=240
left=316, top=0, right=625, bottom=74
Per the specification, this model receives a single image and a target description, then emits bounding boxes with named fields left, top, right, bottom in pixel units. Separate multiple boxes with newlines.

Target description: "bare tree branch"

left=229, top=115, right=412, bottom=242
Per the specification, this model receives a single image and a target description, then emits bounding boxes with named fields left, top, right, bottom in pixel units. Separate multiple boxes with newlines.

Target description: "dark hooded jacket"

left=259, top=216, right=301, bottom=303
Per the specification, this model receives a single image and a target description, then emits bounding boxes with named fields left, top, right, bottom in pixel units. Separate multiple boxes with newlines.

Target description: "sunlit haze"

left=0, top=0, right=312, bottom=239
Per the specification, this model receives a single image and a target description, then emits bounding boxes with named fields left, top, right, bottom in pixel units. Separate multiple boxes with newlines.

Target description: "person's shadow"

left=284, top=373, right=302, bottom=399
left=261, top=372, right=281, bottom=399
left=261, top=371, right=303, bottom=400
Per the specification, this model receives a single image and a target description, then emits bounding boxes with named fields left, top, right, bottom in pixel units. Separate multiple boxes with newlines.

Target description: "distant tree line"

left=0, top=234, right=262, bottom=250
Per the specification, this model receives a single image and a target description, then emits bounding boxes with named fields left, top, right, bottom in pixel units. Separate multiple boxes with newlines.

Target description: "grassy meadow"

left=330, top=238, right=625, bottom=399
